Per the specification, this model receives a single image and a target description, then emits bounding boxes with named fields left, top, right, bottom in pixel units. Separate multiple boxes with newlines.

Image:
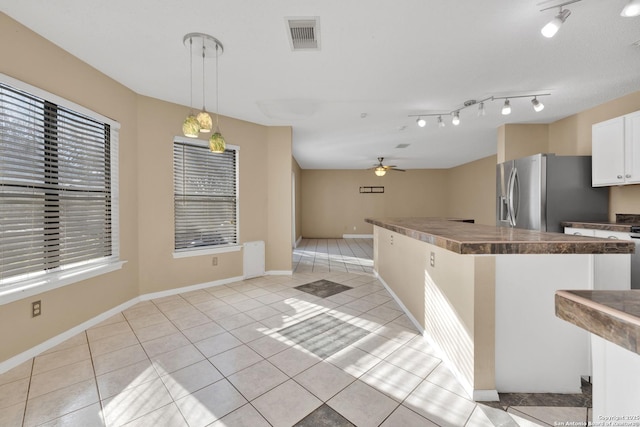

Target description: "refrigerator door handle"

left=508, top=167, right=519, bottom=227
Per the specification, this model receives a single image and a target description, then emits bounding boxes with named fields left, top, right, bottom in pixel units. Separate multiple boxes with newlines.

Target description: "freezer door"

left=513, top=154, right=545, bottom=231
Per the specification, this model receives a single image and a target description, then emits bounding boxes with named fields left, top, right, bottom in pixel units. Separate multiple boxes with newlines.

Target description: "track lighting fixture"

left=416, top=117, right=426, bottom=127
left=621, top=0, right=640, bottom=17
left=501, top=99, right=511, bottom=116
left=452, top=111, right=460, bottom=126
left=409, top=93, right=549, bottom=127
left=531, top=97, right=544, bottom=112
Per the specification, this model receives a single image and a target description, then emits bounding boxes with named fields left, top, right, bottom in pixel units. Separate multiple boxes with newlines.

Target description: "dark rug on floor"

left=295, top=280, right=352, bottom=298
left=294, top=404, right=355, bottom=427
left=278, top=313, right=369, bottom=359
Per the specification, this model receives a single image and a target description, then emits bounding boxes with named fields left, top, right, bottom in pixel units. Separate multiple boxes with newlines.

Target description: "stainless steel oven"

left=630, top=226, right=640, bottom=289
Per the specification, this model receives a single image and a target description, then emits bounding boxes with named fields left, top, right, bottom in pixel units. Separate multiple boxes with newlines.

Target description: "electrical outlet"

left=32, top=300, right=41, bottom=317
left=212, top=256, right=218, bottom=266
left=430, top=252, right=435, bottom=267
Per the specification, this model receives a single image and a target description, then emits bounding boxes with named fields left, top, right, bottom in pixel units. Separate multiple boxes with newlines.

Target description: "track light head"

left=501, top=99, right=511, bottom=115
left=531, top=97, right=545, bottom=112
left=541, top=8, right=571, bottom=38
left=451, top=111, right=460, bottom=126
left=477, top=102, right=486, bottom=117
left=437, top=116, right=445, bottom=128
left=416, top=117, right=426, bottom=127
left=621, top=0, right=640, bottom=16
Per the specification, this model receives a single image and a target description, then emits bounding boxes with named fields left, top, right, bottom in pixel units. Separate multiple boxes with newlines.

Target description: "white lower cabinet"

left=563, top=228, right=631, bottom=290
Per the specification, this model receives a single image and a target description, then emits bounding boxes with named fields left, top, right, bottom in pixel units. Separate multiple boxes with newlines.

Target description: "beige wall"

left=266, top=127, right=293, bottom=272
left=374, top=226, right=496, bottom=393
left=301, top=169, right=449, bottom=238
left=446, top=155, right=497, bottom=226
left=497, top=124, right=549, bottom=163
left=292, top=157, right=303, bottom=245
left=0, top=14, right=139, bottom=362
left=0, top=14, right=293, bottom=363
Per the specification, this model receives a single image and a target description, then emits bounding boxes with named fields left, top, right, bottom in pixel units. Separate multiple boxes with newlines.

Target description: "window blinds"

left=0, top=82, right=115, bottom=287
left=173, top=140, right=238, bottom=250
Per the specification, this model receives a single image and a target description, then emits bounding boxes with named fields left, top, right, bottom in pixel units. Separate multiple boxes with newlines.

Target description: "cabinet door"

left=592, top=229, right=631, bottom=290
left=624, top=111, right=640, bottom=184
left=592, top=116, right=625, bottom=186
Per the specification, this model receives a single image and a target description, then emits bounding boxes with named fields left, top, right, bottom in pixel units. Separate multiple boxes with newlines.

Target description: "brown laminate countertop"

left=556, top=290, right=640, bottom=356
left=366, top=217, right=635, bottom=255
left=561, top=213, right=640, bottom=233
left=560, top=221, right=640, bottom=233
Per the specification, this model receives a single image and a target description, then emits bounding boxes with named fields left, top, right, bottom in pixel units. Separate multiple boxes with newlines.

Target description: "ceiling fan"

left=371, top=157, right=406, bottom=176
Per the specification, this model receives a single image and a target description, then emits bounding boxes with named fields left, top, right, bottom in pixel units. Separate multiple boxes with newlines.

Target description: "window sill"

left=173, top=245, right=242, bottom=259
left=0, top=260, right=127, bottom=306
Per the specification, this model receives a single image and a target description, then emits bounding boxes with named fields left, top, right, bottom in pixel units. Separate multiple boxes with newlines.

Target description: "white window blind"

left=0, top=79, right=119, bottom=293
left=173, top=139, right=238, bottom=251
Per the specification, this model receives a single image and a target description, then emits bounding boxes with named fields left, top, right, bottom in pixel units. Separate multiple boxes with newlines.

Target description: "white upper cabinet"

left=592, top=111, right=640, bottom=186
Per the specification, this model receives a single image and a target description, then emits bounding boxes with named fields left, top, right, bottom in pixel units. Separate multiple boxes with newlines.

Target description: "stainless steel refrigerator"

left=497, top=154, right=609, bottom=232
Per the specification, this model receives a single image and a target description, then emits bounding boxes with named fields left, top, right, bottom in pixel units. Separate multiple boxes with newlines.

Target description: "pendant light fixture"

left=416, top=117, right=426, bottom=127
left=182, top=33, right=225, bottom=150
left=209, top=41, right=226, bottom=153
left=182, top=36, right=200, bottom=138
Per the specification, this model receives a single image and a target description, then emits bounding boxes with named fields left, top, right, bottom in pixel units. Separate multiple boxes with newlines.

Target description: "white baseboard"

left=0, top=296, right=141, bottom=375
left=294, top=236, right=302, bottom=248
left=0, top=275, right=244, bottom=375
left=266, top=270, right=292, bottom=276
left=375, top=271, right=498, bottom=402
left=342, top=234, right=374, bottom=239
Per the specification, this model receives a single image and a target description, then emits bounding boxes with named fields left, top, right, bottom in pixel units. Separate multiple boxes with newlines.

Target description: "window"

left=173, top=138, right=239, bottom=254
left=0, top=75, right=120, bottom=300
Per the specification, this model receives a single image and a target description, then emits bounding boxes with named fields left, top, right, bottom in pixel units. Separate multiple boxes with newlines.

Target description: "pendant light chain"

left=215, top=43, right=220, bottom=128
left=189, top=38, right=194, bottom=113
left=201, top=44, right=206, bottom=111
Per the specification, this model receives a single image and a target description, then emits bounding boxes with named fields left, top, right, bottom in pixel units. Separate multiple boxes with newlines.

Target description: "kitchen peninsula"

left=365, top=217, right=634, bottom=401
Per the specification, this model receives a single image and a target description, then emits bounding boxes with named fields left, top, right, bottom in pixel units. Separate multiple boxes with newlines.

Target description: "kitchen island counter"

left=555, top=290, right=640, bottom=418
left=365, top=217, right=634, bottom=255
left=366, top=217, right=632, bottom=402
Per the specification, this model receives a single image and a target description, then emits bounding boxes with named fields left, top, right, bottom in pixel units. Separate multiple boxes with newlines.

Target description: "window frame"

left=0, top=74, right=123, bottom=305
left=172, top=136, right=241, bottom=259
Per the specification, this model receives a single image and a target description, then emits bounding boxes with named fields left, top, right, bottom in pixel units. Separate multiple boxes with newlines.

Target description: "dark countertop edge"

left=367, top=217, right=635, bottom=255
left=560, top=221, right=638, bottom=232
left=555, top=290, right=640, bottom=356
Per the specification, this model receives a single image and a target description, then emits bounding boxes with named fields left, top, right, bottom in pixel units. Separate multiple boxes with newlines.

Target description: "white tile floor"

left=0, top=239, right=591, bottom=426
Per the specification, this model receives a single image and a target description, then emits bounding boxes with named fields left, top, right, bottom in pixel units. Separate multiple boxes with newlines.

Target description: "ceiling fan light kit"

left=371, top=157, right=406, bottom=176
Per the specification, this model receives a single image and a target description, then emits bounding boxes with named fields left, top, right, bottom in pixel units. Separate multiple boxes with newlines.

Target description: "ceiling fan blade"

left=391, top=168, right=406, bottom=172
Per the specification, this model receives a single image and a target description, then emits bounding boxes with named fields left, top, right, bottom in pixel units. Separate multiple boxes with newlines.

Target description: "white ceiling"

left=2, top=1, right=640, bottom=170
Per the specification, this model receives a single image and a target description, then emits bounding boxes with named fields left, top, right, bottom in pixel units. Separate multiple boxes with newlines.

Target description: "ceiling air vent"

left=286, top=17, right=320, bottom=51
